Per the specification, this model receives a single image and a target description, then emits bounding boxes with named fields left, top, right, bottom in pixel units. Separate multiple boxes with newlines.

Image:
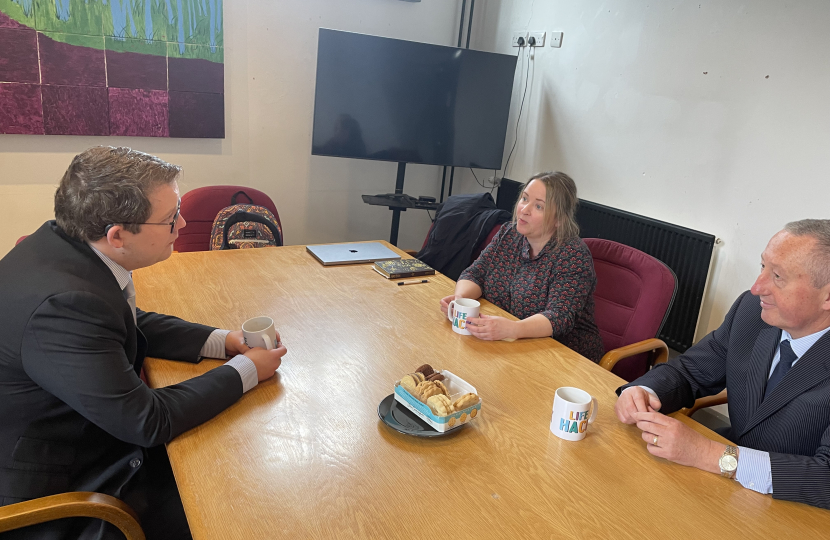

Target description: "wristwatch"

left=719, top=445, right=739, bottom=479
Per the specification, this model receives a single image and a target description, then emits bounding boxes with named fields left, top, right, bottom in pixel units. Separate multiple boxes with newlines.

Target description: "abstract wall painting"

left=0, top=0, right=224, bottom=138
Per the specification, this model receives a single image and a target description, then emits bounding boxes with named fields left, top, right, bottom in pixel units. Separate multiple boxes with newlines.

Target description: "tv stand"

left=361, top=162, right=439, bottom=246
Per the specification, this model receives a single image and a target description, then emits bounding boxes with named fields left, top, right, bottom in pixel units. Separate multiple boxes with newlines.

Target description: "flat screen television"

left=311, top=29, right=518, bottom=170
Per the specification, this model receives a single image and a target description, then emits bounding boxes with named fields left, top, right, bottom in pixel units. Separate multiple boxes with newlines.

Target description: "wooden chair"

left=679, top=389, right=728, bottom=417
left=0, top=492, right=144, bottom=540
left=586, top=238, right=678, bottom=382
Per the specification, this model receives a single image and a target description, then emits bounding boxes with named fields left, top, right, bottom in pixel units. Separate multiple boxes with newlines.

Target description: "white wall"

left=453, top=0, right=830, bottom=339
left=0, top=0, right=461, bottom=255
left=4, top=0, right=828, bottom=343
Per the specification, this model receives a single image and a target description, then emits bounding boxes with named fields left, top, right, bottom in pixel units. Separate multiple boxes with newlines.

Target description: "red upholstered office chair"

left=585, top=238, right=677, bottom=382
left=472, top=223, right=502, bottom=261
left=174, top=186, right=281, bottom=252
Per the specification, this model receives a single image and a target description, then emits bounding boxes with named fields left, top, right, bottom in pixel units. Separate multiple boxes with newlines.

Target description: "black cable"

left=470, top=168, right=484, bottom=188
left=500, top=45, right=530, bottom=182
left=501, top=46, right=529, bottom=179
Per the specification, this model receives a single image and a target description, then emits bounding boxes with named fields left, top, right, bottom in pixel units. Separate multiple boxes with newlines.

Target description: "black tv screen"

left=311, top=29, right=517, bottom=169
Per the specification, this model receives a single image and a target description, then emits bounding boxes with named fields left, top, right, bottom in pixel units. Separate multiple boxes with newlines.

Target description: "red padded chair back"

left=472, top=223, right=504, bottom=261
left=174, top=186, right=281, bottom=253
left=418, top=222, right=503, bottom=264
left=585, top=238, right=677, bottom=382
left=15, top=236, right=27, bottom=246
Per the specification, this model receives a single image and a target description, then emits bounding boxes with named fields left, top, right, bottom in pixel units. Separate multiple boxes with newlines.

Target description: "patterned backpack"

left=209, top=191, right=283, bottom=250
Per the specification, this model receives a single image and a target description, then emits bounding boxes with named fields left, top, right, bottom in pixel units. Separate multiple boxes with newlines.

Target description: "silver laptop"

left=306, top=242, right=401, bottom=266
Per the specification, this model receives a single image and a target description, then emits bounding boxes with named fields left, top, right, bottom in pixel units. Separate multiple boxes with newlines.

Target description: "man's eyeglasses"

left=106, top=200, right=181, bottom=234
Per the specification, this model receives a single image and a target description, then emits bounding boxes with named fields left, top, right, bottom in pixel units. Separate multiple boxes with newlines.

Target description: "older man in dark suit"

left=0, top=147, right=287, bottom=539
left=615, top=219, right=830, bottom=509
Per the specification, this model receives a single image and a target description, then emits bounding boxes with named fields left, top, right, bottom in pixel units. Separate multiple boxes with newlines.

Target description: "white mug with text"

left=242, top=316, right=278, bottom=350
left=550, top=387, right=598, bottom=441
left=447, top=298, right=480, bottom=336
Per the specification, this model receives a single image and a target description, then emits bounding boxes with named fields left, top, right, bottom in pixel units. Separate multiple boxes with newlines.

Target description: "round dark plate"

left=377, top=393, right=465, bottom=437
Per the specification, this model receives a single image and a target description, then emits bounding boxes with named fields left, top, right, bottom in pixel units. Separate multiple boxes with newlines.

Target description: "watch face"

left=720, top=455, right=738, bottom=471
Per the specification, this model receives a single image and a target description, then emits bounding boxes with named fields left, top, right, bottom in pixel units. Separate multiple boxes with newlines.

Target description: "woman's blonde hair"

left=511, top=171, right=580, bottom=248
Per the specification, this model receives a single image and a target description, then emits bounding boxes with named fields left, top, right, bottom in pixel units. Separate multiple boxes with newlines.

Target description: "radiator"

left=575, top=199, right=715, bottom=352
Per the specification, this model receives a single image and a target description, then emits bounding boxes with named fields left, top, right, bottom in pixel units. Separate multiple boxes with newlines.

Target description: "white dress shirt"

left=89, top=244, right=258, bottom=393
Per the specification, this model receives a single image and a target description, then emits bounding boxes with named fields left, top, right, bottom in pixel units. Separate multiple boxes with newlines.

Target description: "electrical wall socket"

left=528, top=32, right=545, bottom=47
left=550, top=31, right=563, bottom=48
left=511, top=31, right=527, bottom=47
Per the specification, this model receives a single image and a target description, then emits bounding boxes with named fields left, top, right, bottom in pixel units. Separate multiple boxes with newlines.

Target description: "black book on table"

left=373, top=259, right=436, bottom=279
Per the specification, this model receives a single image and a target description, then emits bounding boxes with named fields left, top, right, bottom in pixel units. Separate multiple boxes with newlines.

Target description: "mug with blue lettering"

left=446, top=298, right=480, bottom=335
left=550, top=387, right=598, bottom=441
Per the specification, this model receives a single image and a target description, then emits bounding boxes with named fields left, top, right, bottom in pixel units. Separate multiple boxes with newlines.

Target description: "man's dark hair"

left=54, top=146, right=182, bottom=241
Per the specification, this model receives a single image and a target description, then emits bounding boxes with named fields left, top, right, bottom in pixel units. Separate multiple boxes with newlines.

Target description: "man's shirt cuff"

left=620, top=385, right=659, bottom=399
left=736, top=447, right=773, bottom=494
left=225, top=355, right=258, bottom=394
left=635, top=385, right=658, bottom=399
left=200, top=329, right=230, bottom=359
left=627, top=389, right=771, bottom=493
left=200, top=329, right=258, bottom=393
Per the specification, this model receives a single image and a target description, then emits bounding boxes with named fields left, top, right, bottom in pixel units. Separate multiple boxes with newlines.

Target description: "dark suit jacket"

left=620, top=290, right=830, bottom=509
left=0, top=222, right=243, bottom=536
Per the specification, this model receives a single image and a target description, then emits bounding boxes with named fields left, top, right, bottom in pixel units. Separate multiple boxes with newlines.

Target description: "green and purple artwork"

left=0, top=0, right=224, bottom=138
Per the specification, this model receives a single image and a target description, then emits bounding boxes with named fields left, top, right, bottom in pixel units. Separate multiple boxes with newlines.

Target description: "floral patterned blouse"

left=458, top=224, right=604, bottom=362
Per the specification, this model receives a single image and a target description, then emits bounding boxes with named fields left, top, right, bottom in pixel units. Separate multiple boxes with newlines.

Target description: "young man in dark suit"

left=615, top=219, right=830, bottom=509
left=0, top=147, right=287, bottom=539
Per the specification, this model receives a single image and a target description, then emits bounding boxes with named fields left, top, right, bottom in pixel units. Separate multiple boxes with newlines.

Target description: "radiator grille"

left=576, top=199, right=715, bottom=352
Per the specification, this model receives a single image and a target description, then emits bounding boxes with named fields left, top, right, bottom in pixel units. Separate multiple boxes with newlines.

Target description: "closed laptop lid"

left=306, top=242, right=401, bottom=266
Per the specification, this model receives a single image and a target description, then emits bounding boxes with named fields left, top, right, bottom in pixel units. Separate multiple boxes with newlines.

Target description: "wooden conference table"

left=135, top=243, right=830, bottom=539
